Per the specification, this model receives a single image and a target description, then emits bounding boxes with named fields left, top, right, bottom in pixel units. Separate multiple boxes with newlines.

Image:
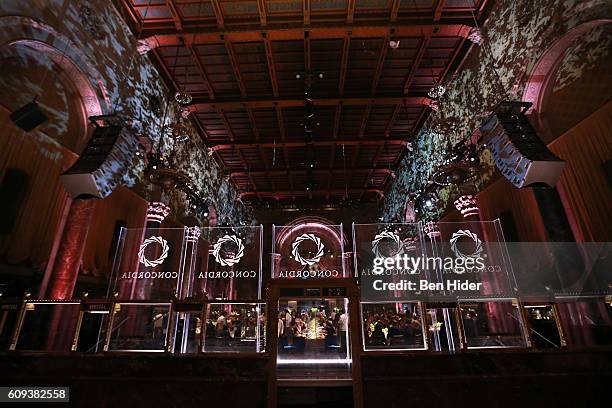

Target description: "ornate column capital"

left=454, top=194, right=480, bottom=218
left=146, top=201, right=171, bottom=223
left=424, top=221, right=440, bottom=238
left=137, top=36, right=161, bottom=55
left=186, top=226, right=201, bottom=243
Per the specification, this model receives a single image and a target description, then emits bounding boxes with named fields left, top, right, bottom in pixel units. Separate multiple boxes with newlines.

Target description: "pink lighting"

left=454, top=195, right=480, bottom=218
left=146, top=202, right=171, bottom=223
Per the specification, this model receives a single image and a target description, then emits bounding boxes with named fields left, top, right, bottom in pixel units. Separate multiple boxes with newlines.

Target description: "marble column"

left=46, top=198, right=97, bottom=300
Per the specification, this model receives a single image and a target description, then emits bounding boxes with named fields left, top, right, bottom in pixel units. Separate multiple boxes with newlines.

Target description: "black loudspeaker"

left=61, top=119, right=138, bottom=198
left=480, top=101, right=565, bottom=188
left=9, top=100, right=48, bottom=131
left=0, top=169, right=29, bottom=234
left=604, top=159, right=612, bottom=188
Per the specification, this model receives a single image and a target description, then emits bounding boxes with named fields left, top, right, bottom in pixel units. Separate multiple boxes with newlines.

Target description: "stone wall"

left=0, top=0, right=254, bottom=226
left=381, top=0, right=612, bottom=222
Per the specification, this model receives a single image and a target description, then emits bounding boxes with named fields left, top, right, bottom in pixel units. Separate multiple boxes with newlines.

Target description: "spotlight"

left=389, top=40, right=400, bottom=49
left=295, top=73, right=302, bottom=79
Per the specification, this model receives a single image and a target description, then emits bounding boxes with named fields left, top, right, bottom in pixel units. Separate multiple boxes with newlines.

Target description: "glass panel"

left=272, top=223, right=346, bottom=279
left=74, top=311, right=109, bottom=352
left=361, top=302, right=426, bottom=351
left=203, top=303, right=265, bottom=352
left=0, top=306, right=19, bottom=350
left=556, top=300, right=612, bottom=348
left=425, top=305, right=460, bottom=352
left=15, top=302, right=80, bottom=351
left=172, top=311, right=203, bottom=354
left=109, top=228, right=189, bottom=301
left=191, top=226, right=263, bottom=301
left=459, top=301, right=527, bottom=349
left=524, top=305, right=562, bottom=349
left=276, top=298, right=351, bottom=382
left=107, top=303, right=171, bottom=352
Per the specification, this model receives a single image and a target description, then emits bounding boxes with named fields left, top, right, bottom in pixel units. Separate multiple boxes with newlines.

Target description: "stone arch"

left=0, top=15, right=111, bottom=148
left=522, top=18, right=612, bottom=140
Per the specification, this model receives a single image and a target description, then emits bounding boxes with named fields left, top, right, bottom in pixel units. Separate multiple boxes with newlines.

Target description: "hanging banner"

left=109, top=227, right=189, bottom=301
left=272, top=223, right=346, bottom=279
left=353, top=221, right=517, bottom=301
left=188, top=226, right=263, bottom=300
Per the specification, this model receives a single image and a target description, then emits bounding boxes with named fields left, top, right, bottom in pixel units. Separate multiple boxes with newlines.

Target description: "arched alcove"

left=522, top=18, right=612, bottom=143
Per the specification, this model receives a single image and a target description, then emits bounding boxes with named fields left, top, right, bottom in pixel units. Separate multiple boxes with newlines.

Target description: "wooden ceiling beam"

left=359, top=144, right=386, bottom=200
left=246, top=107, right=276, bottom=192
left=231, top=167, right=394, bottom=177
left=384, top=104, right=402, bottom=137
left=371, top=35, right=390, bottom=95
left=187, top=44, right=215, bottom=100
left=347, top=0, right=355, bottom=24
left=275, top=105, right=294, bottom=195
left=140, top=23, right=473, bottom=43
left=256, top=0, right=267, bottom=26
left=434, top=0, right=447, bottom=21
left=211, top=138, right=406, bottom=150
left=224, top=41, right=247, bottom=98
left=303, top=0, right=311, bottom=26
left=304, top=31, right=311, bottom=72
left=211, top=0, right=225, bottom=29
left=239, top=188, right=384, bottom=198
left=165, top=0, right=183, bottom=31
left=390, top=0, right=401, bottom=23
left=402, top=36, right=430, bottom=94
left=338, top=36, right=350, bottom=96
left=263, top=34, right=279, bottom=97
left=191, top=95, right=427, bottom=110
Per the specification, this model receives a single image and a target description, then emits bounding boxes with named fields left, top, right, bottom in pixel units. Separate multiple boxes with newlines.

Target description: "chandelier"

left=432, top=140, right=480, bottom=187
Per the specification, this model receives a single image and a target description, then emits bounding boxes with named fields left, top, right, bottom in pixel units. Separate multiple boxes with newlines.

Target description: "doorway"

left=276, top=297, right=352, bottom=383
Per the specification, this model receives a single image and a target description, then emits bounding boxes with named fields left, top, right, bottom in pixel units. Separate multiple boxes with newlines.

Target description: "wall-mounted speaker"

left=480, top=101, right=565, bottom=188
left=603, top=159, right=612, bottom=188
left=61, top=117, right=138, bottom=199
left=9, top=100, right=48, bottom=132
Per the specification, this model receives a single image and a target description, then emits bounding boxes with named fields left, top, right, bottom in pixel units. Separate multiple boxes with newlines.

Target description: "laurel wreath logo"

left=450, top=229, right=483, bottom=259
left=291, top=233, right=325, bottom=266
left=138, top=236, right=170, bottom=267
left=372, top=230, right=404, bottom=259
left=213, top=234, right=245, bottom=266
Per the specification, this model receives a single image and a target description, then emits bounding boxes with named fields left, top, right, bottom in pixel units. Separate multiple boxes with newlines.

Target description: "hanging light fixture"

left=427, top=84, right=446, bottom=99
left=432, top=139, right=480, bottom=187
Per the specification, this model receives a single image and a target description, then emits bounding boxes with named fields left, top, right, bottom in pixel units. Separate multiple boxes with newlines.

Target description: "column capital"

left=454, top=194, right=479, bottom=218
left=424, top=221, right=440, bottom=238
left=146, top=201, right=171, bottom=223
left=186, top=226, right=201, bottom=243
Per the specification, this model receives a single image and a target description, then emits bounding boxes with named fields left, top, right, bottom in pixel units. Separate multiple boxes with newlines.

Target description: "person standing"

left=338, top=310, right=349, bottom=353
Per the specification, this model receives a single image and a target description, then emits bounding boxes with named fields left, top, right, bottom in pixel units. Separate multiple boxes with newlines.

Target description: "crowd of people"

left=363, top=308, right=423, bottom=347
left=278, top=307, right=349, bottom=352
left=206, top=309, right=260, bottom=343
